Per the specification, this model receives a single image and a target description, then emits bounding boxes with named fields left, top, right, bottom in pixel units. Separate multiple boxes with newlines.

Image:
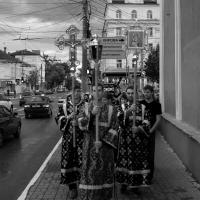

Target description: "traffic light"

left=21, top=77, right=24, bottom=83
left=87, top=69, right=95, bottom=85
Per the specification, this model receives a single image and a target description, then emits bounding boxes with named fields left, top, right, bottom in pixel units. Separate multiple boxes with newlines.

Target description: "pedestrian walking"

left=14, top=90, right=16, bottom=98
left=55, top=85, right=89, bottom=199
left=116, top=85, right=152, bottom=194
left=79, top=84, right=119, bottom=200
left=140, top=84, right=162, bottom=182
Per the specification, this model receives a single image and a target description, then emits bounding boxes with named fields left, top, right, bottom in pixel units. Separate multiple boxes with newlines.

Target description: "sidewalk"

left=21, top=133, right=200, bottom=200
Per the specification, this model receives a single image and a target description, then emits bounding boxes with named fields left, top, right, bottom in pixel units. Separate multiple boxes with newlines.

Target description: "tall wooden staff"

left=132, top=54, right=138, bottom=127
left=71, top=60, right=76, bottom=147
left=127, top=29, right=145, bottom=128
left=89, top=35, right=103, bottom=153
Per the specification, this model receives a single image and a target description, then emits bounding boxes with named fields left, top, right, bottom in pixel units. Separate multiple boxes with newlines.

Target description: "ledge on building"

left=162, top=113, right=200, bottom=144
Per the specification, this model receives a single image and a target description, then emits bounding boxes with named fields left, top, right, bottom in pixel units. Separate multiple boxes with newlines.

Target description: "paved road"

left=0, top=96, right=61, bottom=200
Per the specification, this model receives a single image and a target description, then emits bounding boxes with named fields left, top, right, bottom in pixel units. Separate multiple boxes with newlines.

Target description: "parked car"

left=24, top=96, right=52, bottom=119
left=0, top=105, right=21, bottom=147
left=57, top=93, right=72, bottom=109
left=0, top=93, right=13, bottom=111
left=19, top=91, right=34, bottom=106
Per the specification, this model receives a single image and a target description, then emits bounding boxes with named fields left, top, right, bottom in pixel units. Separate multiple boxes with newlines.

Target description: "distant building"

left=0, top=48, right=28, bottom=94
left=102, top=0, right=160, bottom=87
left=11, top=49, right=45, bottom=89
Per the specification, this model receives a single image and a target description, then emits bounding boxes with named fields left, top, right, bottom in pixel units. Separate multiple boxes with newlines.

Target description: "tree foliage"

left=144, top=44, right=159, bottom=83
left=45, top=63, right=66, bottom=89
left=43, top=56, right=81, bottom=90
left=27, top=70, right=39, bottom=89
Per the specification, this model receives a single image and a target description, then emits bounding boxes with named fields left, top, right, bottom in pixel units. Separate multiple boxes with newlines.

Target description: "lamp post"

left=89, top=34, right=102, bottom=153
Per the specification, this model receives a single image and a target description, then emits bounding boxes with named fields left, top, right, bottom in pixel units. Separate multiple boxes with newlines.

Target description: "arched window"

left=131, top=10, right=137, bottom=19
left=116, top=10, right=122, bottom=19
left=147, top=10, right=152, bottom=19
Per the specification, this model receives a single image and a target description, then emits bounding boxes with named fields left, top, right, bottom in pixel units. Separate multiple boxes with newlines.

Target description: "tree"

left=144, top=44, right=159, bottom=83
left=45, top=64, right=66, bottom=89
left=27, top=70, right=39, bottom=89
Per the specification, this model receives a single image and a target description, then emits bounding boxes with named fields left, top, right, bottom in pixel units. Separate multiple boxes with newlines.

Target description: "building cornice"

left=107, top=3, right=159, bottom=6
left=105, top=19, right=160, bottom=27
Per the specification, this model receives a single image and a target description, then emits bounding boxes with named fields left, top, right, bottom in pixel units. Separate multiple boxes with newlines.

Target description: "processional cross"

left=55, top=25, right=84, bottom=147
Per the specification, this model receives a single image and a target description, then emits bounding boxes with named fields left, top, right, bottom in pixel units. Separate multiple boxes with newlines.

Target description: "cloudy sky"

left=0, top=0, right=106, bottom=61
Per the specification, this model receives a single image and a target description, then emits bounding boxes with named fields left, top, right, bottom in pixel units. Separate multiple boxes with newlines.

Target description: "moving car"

left=24, top=96, right=52, bottom=119
left=0, top=105, right=21, bottom=147
left=19, top=91, right=34, bottom=106
left=0, top=93, right=13, bottom=111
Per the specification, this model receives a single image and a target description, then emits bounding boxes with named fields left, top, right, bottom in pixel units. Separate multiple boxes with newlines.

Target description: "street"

left=0, top=95, right=61, bottom=200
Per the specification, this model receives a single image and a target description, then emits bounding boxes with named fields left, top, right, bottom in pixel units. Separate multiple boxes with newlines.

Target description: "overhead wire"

left=19, top=1, right=83, bottom=51
left=0, top=2, right=82, bottom=48
left=0, top=0, right=139, bottom=56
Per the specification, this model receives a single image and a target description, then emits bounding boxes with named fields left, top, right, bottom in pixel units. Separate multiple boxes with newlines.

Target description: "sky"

left=0, top=0, right=106, bottom=62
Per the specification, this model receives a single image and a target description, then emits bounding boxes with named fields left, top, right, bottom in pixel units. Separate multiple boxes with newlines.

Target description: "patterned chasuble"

left=57, top=99, right=87, bottom=185
left=115, top=101, right=152, bottom=188
left=79, top=102, right=119, bottom=200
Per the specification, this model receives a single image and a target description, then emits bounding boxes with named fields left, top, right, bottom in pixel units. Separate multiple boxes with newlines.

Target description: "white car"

left=57, top=97, right=67, bottom=108
left=0, top=94, right=13, bottom=111
left=57, top=93, right=72, bottom=108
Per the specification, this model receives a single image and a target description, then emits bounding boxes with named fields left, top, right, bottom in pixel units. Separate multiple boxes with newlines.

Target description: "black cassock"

left=56, top=99, right=88, bottom=185
left=116, top=101, right=152, bottom=188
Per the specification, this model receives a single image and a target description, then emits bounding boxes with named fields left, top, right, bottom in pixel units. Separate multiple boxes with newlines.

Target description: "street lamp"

left=89, top=34, right=103, bottom=62
left=89, top=34, right=102, bottom=153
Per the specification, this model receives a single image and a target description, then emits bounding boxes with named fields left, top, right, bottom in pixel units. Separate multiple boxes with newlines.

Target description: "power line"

left=0, top=2, right=81, bottom=5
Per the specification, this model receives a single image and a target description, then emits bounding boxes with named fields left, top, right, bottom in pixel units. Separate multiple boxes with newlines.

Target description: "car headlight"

left=24, top=105, right=30, bottom=108
left=43, top=105, right=50, bottom=108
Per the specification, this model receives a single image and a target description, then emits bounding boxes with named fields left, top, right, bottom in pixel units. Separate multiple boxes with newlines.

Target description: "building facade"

left=11, top=49, right=45, bottom=89
left=102, top=0, right=160, bottom=86
left=160, top=0, right=200, bottom=182
left=0, top=49, right=26, bottom=94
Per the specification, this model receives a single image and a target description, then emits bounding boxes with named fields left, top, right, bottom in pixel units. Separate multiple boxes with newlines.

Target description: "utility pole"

left=82, top=0, right=89, bottom=92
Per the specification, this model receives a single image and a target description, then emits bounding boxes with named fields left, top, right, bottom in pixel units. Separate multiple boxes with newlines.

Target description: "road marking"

left=17, top=137, right=62, bottom=200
